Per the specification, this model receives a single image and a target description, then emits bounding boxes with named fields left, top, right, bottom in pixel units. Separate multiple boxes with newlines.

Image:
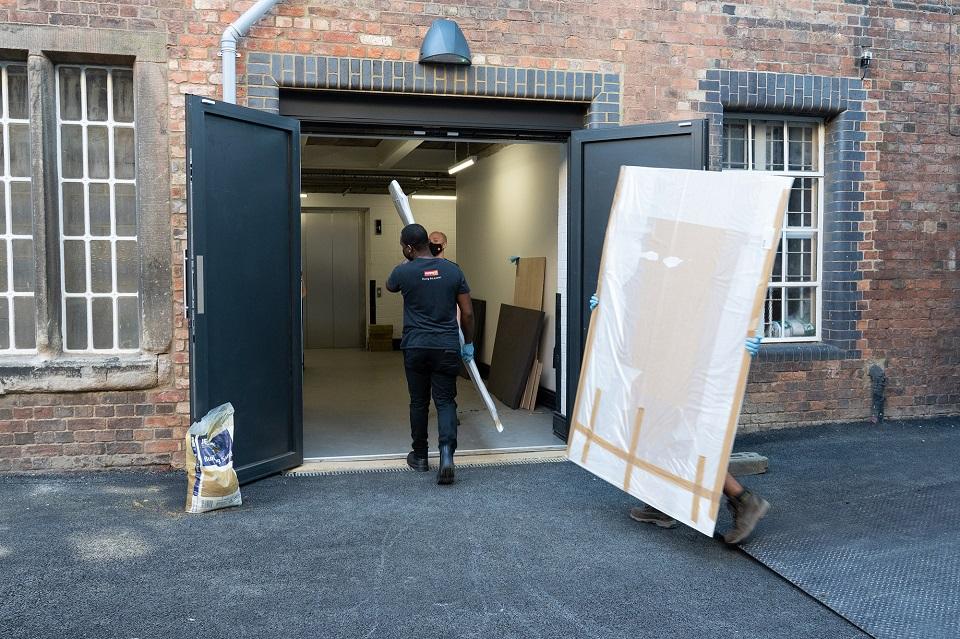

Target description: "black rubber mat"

left=742, top=479, right=960, bottom=639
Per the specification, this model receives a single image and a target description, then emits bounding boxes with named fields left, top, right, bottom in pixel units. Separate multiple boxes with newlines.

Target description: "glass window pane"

left=722, top=119, right=748, bottom=169
left=788, top=124, right=818, bottom=171
left=763, top=287, right=783, bottom=338
left=0, top=185, right=5, bottom=234
left=10, top=181, right=32, bottom=235
left=63, top=240, right=87, bottom=293
left=91, top=240, right=112, bottom=293
left=62, top=182, right=85, bottom=236
left=85, top=68, right=109, bottom=122
left=13, top=296, right=36, bottom=350
left=60, top=125, right=84, bottom=178
left=112, top=69, right=134, bottom=123
left=11, top=239, right=34, bottom=292
left=59, top=67, right=83, bottom=121
left=786, top=236, right=816, bottom=283
left=118, top=296, right=139, bottom=349
left=116, top=240, right=138, bottom=293
left=8, top=124, right=31, bottom=177
left=0, top=299, right=9, bottom=349
left=114, top=128, right=135, bottom=179
left=787, top=177, right=818, bottom=228
left=785, top=287, right=816, bottom=335
left=7, top=65, right=29, bottom=120
left=87, top=126, right=109, bottom=179
left=65, top=297, right=87, bottom=350
left=0, top=242, right=6, bottom=292
left=115, top=183, right=136, bottom=237
left=91, top=297, right=114, bottom=349
left=751, top=120, right=784, bottom=171
left=89, top=183, right=111, bottom=236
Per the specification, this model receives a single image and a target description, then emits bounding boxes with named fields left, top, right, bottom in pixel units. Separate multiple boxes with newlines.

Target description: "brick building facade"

left=0, top=0, right=957, bottom=471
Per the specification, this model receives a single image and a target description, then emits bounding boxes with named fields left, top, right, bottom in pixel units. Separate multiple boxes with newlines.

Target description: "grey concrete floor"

left=303, top=349, right=561, bottom=458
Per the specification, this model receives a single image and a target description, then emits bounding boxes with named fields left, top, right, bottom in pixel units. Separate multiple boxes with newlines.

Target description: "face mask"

left=429, top=242, right=444, bottom=256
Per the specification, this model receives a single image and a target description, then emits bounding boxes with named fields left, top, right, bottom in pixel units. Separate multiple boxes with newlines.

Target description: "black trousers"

left=403, top=348, right=460, bottom=456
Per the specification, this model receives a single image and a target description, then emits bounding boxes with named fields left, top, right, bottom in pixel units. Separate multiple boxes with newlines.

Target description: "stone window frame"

left=243, top=54, right=622, bottom=129
left=0, top=25, right=170, bottom=394
left=693, top=70, right=869, bottom=363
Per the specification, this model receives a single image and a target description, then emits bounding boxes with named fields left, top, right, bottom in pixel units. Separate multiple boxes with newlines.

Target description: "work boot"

left=406, top=451, right=429, bottom=472
left=722, top=490, right=770, bottom=544
left=437, top=444, right=455, bottom=485
left=629, top=505, right=677, bottom=529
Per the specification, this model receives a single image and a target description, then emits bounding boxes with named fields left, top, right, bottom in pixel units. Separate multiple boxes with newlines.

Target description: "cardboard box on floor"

left=566, top=166, right=790, bottom=537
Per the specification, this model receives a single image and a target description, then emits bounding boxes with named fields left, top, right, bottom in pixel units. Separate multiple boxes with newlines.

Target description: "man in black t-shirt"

left=386, top=224, right=475, bottom=485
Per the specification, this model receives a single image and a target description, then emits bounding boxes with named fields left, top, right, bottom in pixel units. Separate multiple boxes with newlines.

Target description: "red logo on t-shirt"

left=423, top=269, right=440, bottom=277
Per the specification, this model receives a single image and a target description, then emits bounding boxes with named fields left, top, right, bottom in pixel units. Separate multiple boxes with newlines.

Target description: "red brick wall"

left=1, top=0, right=957, bottom=469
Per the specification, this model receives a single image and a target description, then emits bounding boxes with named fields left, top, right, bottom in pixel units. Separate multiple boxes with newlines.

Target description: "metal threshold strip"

left=287, top=445, right=567, bottom=476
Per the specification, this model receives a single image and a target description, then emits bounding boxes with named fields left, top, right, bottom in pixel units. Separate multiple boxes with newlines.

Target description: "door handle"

left=183, top=249, right=190, bottom=319
left=195, top=254, right=205, bottom=315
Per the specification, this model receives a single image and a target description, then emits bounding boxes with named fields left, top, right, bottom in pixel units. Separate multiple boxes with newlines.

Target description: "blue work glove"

left=589, top=293, right=599, bottom=312
left=461, top=343, right=475, bottom=363
left=509, top=256, right=520, bottom=264
left=745, top=335, right=762, bottom=357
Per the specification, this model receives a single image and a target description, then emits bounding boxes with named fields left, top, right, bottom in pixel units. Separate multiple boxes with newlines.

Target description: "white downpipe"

left=220, top=0, right=282, bottom=104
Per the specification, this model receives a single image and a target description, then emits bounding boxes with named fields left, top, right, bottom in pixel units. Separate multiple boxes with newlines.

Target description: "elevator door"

left=302, top=209, right=364, bottom=348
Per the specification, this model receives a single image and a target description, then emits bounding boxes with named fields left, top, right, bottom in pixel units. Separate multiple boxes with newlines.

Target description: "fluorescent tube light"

left=300, top=193, right=307, bottom=198
left=447, top=156, right=476, bottom=174
left=411, top=194, right=457, bottom=201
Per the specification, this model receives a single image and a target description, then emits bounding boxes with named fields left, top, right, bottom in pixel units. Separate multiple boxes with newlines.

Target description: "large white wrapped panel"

left=567, top=167, right=791, bottom=536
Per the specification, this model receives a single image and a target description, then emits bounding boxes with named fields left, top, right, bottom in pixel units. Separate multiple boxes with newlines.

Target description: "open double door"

left=185, top=94, right=707, bottom=483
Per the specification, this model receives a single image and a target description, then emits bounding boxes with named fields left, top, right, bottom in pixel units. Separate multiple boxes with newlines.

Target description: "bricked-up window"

left=0, top=63, right=36, bottom=352
left=56, top=65, right=139, bottom=352
left=722, top=116, right=823, bottom=342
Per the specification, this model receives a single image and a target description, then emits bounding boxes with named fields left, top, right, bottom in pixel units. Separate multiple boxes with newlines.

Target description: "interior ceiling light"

left=300, top=193, right=307, bottom=198
left=447, top=156, right=476, bottom=175
left=419, top=19, right=472, bottom=65
left=412, top=194, right=457, bottom=201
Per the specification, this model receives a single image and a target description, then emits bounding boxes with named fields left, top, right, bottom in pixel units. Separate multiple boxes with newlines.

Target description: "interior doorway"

left=298, top=133, right=566, bottom=459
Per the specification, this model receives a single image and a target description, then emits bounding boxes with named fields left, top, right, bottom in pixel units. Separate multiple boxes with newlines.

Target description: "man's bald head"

left=429, top=231, right=448, bottom=257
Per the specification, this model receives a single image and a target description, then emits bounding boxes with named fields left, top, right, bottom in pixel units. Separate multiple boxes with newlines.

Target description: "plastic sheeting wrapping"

left=567, top=167, right=791, bottom=536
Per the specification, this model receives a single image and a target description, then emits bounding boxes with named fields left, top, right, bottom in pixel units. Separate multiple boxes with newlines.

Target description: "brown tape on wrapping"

left=709, top=186, right=790, bottom=517
left=571, top=421, right=719, bottom=502
left=579, top=388, right=602, bottom=464
left=691, top=455, right=706, bottom=524
left=623, top=407, right=645, bottom=492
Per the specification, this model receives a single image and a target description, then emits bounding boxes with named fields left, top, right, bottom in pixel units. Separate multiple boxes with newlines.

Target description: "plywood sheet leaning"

left=514, top=257, right=547, bottom=311
left=488, top=304, right=545, bottom=409
left=566, top=167, right=790, bottom=537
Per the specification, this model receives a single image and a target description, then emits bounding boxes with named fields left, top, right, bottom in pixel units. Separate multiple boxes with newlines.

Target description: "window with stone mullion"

left=0, top=62, right=37, bottom=353
left=56, top=64, right=139, bottom=353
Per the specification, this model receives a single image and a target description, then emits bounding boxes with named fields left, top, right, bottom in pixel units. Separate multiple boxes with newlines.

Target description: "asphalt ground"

left=0, top=420, right=915, bottom=639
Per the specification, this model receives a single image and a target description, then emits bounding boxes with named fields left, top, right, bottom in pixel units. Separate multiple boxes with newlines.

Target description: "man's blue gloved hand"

left=509, top=256, right=520, bottom=264
left=461, top=343, right=475, bottom=363
left=589, top=294, right=599, bottom=311
left=745, top=335, right=762, bottom=357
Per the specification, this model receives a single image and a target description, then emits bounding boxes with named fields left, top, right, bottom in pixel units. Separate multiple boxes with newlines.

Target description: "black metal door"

left=560, top=120, right=708, bottom=439
left=186, top=95, right=303, bottom=483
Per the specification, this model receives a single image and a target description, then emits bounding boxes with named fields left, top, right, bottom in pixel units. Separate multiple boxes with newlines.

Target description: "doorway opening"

left=299, top=133, right=566, bottom=460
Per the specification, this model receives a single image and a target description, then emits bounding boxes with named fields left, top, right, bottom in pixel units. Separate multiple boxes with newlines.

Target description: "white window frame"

left=722, top=114, right=825, bottom=343
left=0, top=62, right=36, bottom=354
left=55, top=64, right=139, bottom=354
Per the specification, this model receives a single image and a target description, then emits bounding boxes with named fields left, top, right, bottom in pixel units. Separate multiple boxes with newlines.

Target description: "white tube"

left=220, top=0, right=281, bottom=104
left=387, top=180, right=504, bottom=432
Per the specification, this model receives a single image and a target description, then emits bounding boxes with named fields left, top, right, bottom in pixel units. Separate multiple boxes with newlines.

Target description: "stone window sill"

left=756, top=342, right=854, bottom=363
left=0, top=354, right=169, bottom=395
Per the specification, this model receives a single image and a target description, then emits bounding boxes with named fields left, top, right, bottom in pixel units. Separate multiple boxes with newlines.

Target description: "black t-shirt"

left=386, top=257, right=470, bottom=350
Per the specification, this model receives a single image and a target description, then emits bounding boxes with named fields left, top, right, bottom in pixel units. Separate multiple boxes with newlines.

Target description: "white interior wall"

left=456, top=143, right=563, bottom=392
left=300, top=193, right=457, bottom=339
